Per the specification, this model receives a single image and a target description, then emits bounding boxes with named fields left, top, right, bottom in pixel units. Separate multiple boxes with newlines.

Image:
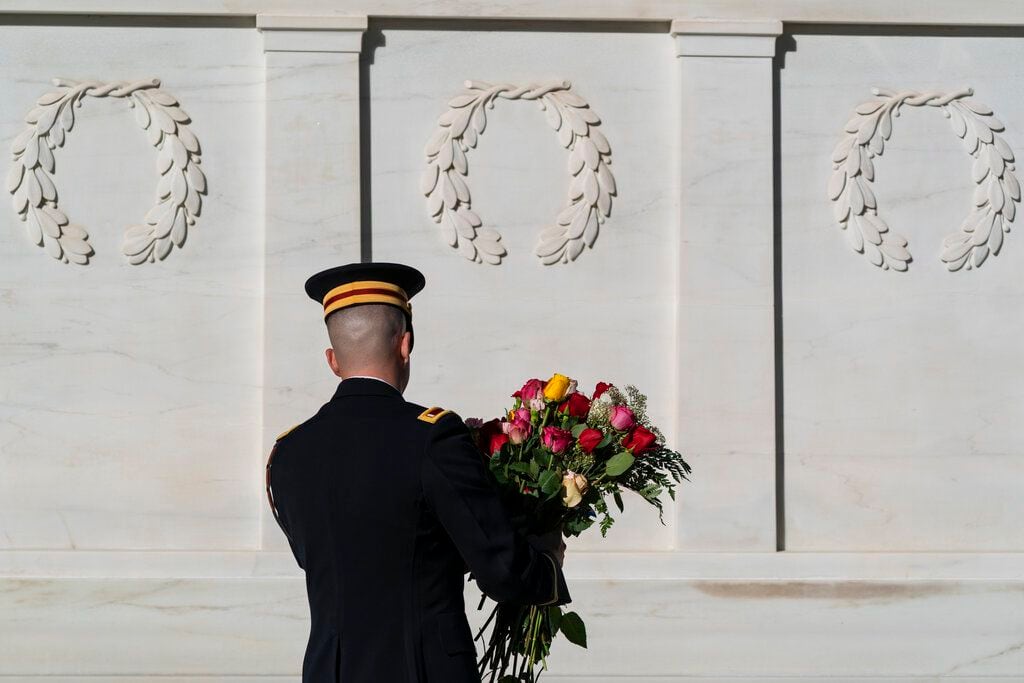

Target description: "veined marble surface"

left=1, top=0, right=1024, bottom=26
left=0, top=23, right=265, bottom=550
left=2, top=549, right=1024, bottom=579
left=0, top=7, right=1022, bottom=680
left=780, top=30, right=1024, bottom=551
left=367, top=26, right=680, bottom=551
left=1, top=572, right=1021, bottom=677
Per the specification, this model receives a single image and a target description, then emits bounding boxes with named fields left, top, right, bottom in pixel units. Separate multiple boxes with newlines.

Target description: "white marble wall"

left=0, top=21, right=265, bottom=551
left=781, top=30, right=1024, bottom=551
left=0, top=3, right=1022, bottom=681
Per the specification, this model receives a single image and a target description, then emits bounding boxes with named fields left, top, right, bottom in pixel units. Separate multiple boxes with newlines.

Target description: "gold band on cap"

left=322, top=280, right=411, bottom=318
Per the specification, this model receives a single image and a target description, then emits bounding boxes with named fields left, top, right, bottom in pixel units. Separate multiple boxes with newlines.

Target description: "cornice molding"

left=3, top=1, right=1024, bottom=27
left=256, top=14, right=367, bottom=53
left=671, top=19, right=783, bottom=58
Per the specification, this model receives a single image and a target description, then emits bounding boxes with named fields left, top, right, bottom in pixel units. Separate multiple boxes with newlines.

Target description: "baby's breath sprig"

left=586, top=393, right=613, bottom=425
left=623, top=384, right=664, bottom=442
left=605, top=385, right=625, bottom=405
left=563, top=450, right=595, bottom=474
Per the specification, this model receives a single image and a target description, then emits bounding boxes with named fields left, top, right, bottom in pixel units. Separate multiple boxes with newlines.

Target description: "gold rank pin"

left=417, top=406, right=450, bottom=424
left=276, top=424, right=299, bottom=441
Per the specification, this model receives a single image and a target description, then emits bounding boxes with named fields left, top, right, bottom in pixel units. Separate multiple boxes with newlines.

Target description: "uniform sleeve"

left=420, top=412, right=571, bottom=606
left=266, top=443, right=306, bottom=570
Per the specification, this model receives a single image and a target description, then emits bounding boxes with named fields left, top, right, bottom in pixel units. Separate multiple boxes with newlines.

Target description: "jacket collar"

left=331, top=376, right=403, bottom=401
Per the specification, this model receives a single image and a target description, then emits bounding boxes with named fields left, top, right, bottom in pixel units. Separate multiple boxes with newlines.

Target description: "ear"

left=399, top=330, right=412, bottom=364
left=325, top=347, right=343, bottom=377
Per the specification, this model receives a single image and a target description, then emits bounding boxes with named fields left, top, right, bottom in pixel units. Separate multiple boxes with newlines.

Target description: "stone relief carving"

left=7, top=78, right=206, bottom=265
left=422, top=80, right=616, bottom=265
left=829, top=87, right=1018, bottom=271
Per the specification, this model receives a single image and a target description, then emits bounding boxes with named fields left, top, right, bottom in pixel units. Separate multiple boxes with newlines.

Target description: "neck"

left=341, top=368, right=403, bottom=393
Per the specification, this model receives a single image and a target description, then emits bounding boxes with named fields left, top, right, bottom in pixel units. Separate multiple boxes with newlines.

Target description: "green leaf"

left=613, top=490, right=624, bottom=512
left=599, top=513, right=615, bottom=537
left=597, top=434, right=613, bottom=449
left=548, top=605, right=562, bottom=635
left=509, top=461, right=533, bottom=475
left=604, top=451, right=634, bottom=477
left=560, top=611, right=587, bottom=648
left=538, top=469, right=561, bottom=496
left=528, top=459, right=540, bottom=478
left=490, top=465, right=508, bottom=485
left=563, top=514, right=593, bottom=535
left=570, top=423, right=588, bottom=437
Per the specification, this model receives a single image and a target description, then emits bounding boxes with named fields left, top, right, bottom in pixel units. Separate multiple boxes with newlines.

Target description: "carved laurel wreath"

left=7, top=78, right=206, bottom=265
left=422, top=80, right=616, bottom=265
left=829, top=87, right=1019, bottom=272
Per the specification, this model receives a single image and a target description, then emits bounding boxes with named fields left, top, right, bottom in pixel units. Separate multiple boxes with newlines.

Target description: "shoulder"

left=275, top=423, right=300, bottom=442
left=270, top=413, right=323, bottom=452
left=401, top=400, right=467, bottom=434
left=415, top=405, right=455, bottom=424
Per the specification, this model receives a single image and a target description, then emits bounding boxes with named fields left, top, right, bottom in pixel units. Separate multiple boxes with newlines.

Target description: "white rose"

left=561, top=470, right=589, bottom=508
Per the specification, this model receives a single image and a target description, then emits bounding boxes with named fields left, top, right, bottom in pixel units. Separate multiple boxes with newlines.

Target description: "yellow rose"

left=561, top=471, right=589, bottom=508
left=543, top=373, right=572, bottom=402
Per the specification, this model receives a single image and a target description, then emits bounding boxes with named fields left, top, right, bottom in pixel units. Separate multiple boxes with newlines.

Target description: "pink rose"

left=506, top=407, right=532, bottom=445
left=513, top=378, right=545, bottom=402
left=541, top=426, right=573, bottom=454
left=609, top=405, right=635, bottom=431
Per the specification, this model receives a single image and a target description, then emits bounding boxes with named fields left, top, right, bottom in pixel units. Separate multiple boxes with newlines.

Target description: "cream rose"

left=561, top=470, right=589, bottom=508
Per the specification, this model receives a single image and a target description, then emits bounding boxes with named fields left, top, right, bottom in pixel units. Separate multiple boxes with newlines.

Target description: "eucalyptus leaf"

left=538, top=469, right=561, bottom=496
left=570, top=423, right=588, bottom=437
left=564, top=514, right=593, bottom=536
left=510, top=462, right=533, bottom=475
left=604, top=451, right=634, bottom=477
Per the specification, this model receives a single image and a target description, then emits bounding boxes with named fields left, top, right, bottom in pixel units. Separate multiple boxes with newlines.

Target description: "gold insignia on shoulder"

left=417, top=406, right=450, bottom=424
left=275, top=424, right=298, bottom=441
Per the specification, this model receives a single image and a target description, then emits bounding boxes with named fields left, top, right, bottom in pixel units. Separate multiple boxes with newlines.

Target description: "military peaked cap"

left=304, top=262, right=426, bottom=348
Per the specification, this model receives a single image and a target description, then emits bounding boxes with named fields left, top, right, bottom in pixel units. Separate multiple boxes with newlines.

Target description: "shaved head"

left=325, top=303, right=408, bottom=370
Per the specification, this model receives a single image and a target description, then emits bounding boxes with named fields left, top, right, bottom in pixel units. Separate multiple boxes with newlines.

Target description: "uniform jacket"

left=265, top=376, right=571, bottom=682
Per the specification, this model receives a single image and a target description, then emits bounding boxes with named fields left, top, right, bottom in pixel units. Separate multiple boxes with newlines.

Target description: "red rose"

left=513, top=378, right=545, bottom=401
left=477, top=418, right=508, bottom=456
left=557, top=391, right=591, bottom=418
left=621, top=425, right=657, bottom=455
left=577, top=427, right=603, bottom=454
left=592, top=382, right=611, bottom=399
left=489, top=431, right=510, bottom=455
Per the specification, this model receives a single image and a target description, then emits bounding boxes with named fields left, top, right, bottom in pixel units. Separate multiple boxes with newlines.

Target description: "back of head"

left=326, top=303, right=407, bottom=372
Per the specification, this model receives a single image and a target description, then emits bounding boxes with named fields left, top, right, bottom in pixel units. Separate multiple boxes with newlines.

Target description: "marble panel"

left=781, top=30, right=1024, bottom=550
left=0, top=23, right=265, bottom=550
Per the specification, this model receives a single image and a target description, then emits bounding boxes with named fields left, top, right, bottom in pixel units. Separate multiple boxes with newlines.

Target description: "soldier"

left=265, top=262, right=570, bottom=682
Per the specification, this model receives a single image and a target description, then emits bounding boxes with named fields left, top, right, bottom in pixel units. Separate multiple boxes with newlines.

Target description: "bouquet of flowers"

left=465, top=372, right=692, bottom=683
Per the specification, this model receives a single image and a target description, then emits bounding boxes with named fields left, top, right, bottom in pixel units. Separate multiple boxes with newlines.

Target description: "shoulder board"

left=275, top=424, right=299, bottom=441
left=417, top=406, right=451, bottom=424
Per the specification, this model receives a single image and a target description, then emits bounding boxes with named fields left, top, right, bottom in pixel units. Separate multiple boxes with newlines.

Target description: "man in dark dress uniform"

left=265, top=262, right=570, bottom=682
